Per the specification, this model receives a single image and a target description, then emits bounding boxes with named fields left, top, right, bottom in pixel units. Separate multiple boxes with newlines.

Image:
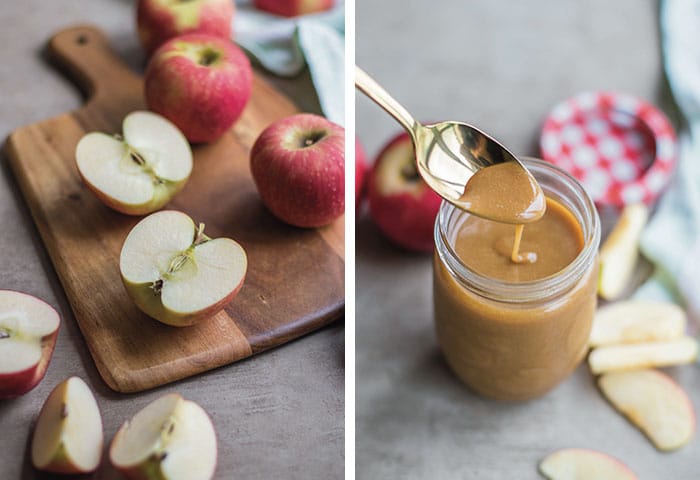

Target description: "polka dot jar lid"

left=540, top=91, right=677, bottom=207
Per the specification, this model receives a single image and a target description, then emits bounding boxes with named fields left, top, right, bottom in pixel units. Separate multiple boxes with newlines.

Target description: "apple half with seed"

left=539, top=448, right=637, bottom=480
left=110, top=393, right=217, bottom=480
left=76, top=111, right=193, bottom=216
left=0, top=290, right=60, bottom=399
left=31, top=376, right=103, bottom=474
left=599, top=369, right=695, bottom=451
left=120, top=210, right=247, bottom=327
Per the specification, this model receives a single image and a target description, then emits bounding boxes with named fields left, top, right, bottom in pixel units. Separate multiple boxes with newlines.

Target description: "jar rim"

left=434, top=158, right=601, bottom=303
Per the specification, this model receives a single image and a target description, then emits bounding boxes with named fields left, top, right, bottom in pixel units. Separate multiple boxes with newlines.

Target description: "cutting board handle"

left=47, top=25, right=141, bottom=105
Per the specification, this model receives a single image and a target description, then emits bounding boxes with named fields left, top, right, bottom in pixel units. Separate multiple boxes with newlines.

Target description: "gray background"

left=0, top=1, right=343, bottom=479
left=356, top=0, right=699, bottom=478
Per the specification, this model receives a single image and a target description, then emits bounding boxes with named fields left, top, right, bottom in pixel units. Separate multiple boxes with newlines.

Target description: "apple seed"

left=0, top=329, right=10, bottom=340
left=60, top=402, right=68, bottom=419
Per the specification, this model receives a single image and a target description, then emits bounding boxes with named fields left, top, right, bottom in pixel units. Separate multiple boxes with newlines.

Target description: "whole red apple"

left=253, top=0, right=334, bottom=17
left=145, top=33, right=252, bottom=143
left=251, top=113, right=344, bottom=228
left=368, top=132, right=442, bottom=252
left=137, top=0, right=235, bottom=55
left=355, top=137, right=368, bottom=211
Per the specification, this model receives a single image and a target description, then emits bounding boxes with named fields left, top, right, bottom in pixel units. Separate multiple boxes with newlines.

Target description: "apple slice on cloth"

left=31, top=377, right=103, bottom=474
left=589, top=300, right=686, bottom=347
left=0, top=290, right=60, bottom=399
left=598, top=203, right=649, bottom=300
left=588, top=336, right=698, bottom=375
left=539, top=448, right=637, bottom=480
left=76, top=110, right=193, bottom=216
left=110, top=393, right=217, bottom=480
left=599, top=369, right=695, bottom=451
left=120, top=210, right=247, bottom=327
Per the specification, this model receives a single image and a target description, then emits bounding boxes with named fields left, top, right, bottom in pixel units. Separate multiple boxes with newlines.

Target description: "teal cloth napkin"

left=234, top=0, right=345, bottom=125
left=634, top=0, right=700, bottom=322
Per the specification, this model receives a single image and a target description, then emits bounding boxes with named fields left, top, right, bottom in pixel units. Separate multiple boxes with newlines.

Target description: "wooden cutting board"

left=3, top=25, right=344, bottom=393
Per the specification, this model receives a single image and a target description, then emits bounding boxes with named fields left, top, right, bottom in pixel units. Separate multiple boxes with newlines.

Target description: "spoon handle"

left=355, top=66, right=419, bottom=138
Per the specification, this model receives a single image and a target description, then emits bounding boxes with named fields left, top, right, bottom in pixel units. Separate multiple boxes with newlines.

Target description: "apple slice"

left=110, top=393, right=217, bottom=480
left=588, top=336, right=698, bottom=375
left=539, top=448, right=637, bottom=479
left=589, top=300, right=686, bottom=347
left=76, top=110, right=193, bottom=215
left=0, top=290, right=60, bottom=399
left=599, top=369, right=695, bottom=451
left=120, top=210, right=247, bottom=327
left=598, top=203, right=648, bottom=300
left=31, top=377, right=103, bottom=474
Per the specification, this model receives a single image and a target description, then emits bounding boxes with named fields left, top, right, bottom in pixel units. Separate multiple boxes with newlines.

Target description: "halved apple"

left=599, top=369, right=695, bottom=451
left=539, top=448, right=637, bottom=479
left=0, top=290, right=60, bottom=399
left=588, top=336, right=698, bottom=375
left=110, top=393, right=217, bottom=480
left=598, top=203, right=648, bottom=300
left=76, top=110, right=193, bottom=215
left=589, top=300, right=686, bottom=347
left=31, top=376, right=103, bottom=474
left=119, top=210, right=247, bottom=327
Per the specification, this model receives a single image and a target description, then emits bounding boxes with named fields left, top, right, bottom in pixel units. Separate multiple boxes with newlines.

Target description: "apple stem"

left=193, top=223, right=211, bottom=245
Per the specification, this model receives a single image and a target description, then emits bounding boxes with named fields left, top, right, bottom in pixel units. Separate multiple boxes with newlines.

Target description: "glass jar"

left=433, top=158, right=601, bottom=401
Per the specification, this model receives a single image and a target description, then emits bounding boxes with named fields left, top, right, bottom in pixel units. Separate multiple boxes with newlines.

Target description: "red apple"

left=0, top=290, right=60, bottom=399
left=253, top=0, right=334, bottom=17
left=144, top=33, right=252, bottom=144
left=355, top=137, right=368, bottom=211
left=250, top=113, right=344, bottom=228
left=137, top=0, right=235, bottom=55
left=368, top=132, right=442, bottom=252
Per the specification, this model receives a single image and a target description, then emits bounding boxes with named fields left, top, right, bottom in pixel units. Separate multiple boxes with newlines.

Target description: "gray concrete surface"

left=356, top=1, right=700, bottom=478
left=0, top=1, right=342, bottom=479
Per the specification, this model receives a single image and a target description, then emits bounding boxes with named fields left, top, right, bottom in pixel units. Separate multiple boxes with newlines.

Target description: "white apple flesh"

left=539, top=448, right=637, bottom=480
left=110, top=393, right=217, bottom=480
left=31, top=376, right=103, bottom=474
left=120, top=210, right=247, bottom=327
left=588, top=335, right=698, bottom=374
left=0, top=290, right=60, bottom=399
left=598, top=203, right=649, bottom=300
left=76, top=111, right=193, bottom=216
left=589, top=300, right=686, bottom=347
left=599, top=369, right=695, bottom=451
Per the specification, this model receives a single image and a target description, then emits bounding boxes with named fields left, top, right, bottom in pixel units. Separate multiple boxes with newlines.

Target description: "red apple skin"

left=144, top=33, right=252, bottom=144
left=355, top=138, right=368, bottom=211
left=251, top=113, right=345, bottom=228
left=368, top=132, right=442, bottom=252
left=253, top=0, right=334, bottom=17
left=137, top=0, right=235, bottom=55
left=0, top=293, right=60, bottom=399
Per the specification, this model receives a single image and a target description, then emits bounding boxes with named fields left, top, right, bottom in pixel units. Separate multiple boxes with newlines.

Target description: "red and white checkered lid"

left=540, top=91, right=677, bottom=207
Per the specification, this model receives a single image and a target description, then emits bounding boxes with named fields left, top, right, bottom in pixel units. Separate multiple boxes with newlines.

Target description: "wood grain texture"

left=3, top=25, right=344, bottom=393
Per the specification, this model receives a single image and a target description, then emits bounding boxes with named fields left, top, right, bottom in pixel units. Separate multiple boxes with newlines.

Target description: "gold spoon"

left=355, top=66, right=544, bottom=224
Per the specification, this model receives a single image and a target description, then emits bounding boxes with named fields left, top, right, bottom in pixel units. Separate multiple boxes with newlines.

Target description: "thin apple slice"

left=120, top=210, right=247, bottom=326
left=31, top=377, right=103, bottom=473
left=589, top=300, right=686, bottom=347
left=599, top=369, right=695, bottom=451
left=598, top=203, right=648, bottom=300
left=588, top=336, right=698, bottom=375
left=110, top=393, right=217, bottom=480
left=76, top=110, right=192, bottom=215
left=539, top=448, right=637, bottom=479
left=0, top=290, right=60, bottom=398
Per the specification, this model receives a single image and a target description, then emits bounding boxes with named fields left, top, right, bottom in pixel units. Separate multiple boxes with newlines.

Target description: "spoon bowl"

left=356, top=66, right=544, bottom=224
